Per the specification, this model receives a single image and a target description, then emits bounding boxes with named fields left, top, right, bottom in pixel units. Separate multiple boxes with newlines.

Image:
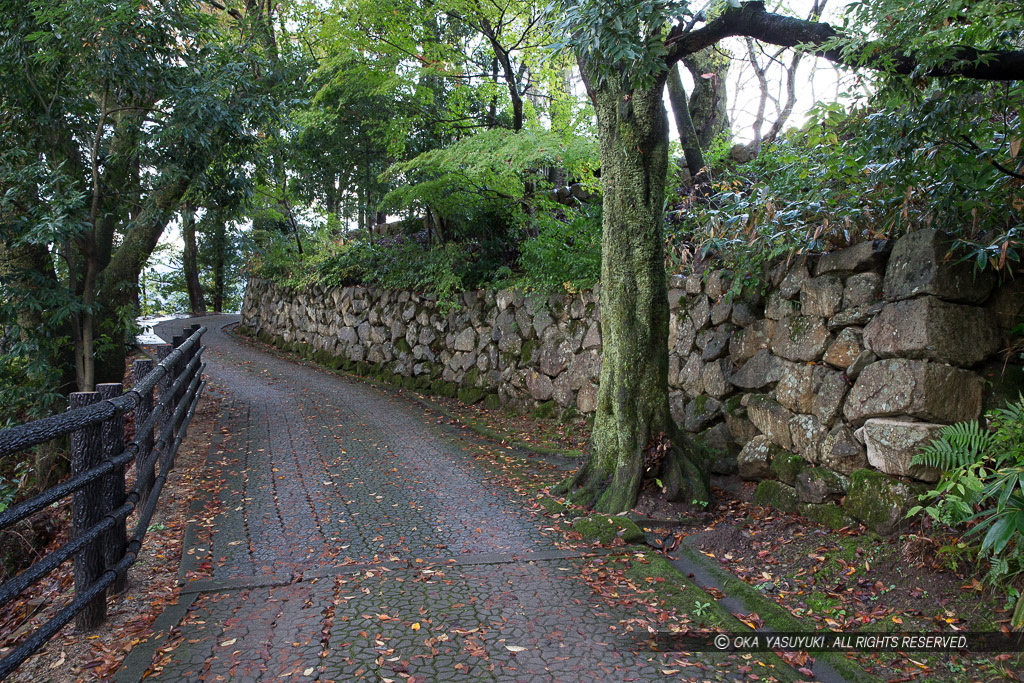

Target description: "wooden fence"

left=0, top=325, right=207, bottom=678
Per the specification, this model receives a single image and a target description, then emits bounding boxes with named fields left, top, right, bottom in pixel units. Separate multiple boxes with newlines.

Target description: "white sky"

left=681, top=0, right=867, bottom=144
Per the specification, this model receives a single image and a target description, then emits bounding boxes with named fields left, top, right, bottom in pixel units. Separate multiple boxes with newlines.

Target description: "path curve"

left=118, top=315, right=745, bottom=682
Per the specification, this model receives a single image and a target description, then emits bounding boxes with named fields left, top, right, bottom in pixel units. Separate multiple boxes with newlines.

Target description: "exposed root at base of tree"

left=555, top=431, right=711, bottom=514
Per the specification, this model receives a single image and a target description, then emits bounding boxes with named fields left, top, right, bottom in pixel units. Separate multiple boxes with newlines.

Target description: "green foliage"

left=909, top=397, right=1024, bottom=626
left=915, top=421, right=997, bottom=472
left=251, top=229, right=504, bottom=311
left=381, top=127, right=598, bottom=231
left=701, top=130, right=734, bottom=171
left=516, top=205, right=602, bottom=292
left=545, top=0, right=690, bottom=87
left=1, top=0, right=282, bottom=399
left=671, top=80, right=1023, bottom=285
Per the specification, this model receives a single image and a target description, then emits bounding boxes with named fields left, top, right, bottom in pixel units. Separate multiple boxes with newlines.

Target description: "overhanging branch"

left=665, top=1, right=1024, bottom=81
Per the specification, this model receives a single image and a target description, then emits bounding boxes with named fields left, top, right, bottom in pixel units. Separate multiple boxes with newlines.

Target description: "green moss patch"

left=800, top=502, right=856, bottom=530
left=571, top=515, right=645, bottom=544
left=845, top=469, right=925, bottom=535
left=520, top=339, right=537, bottom=365
left=771, top=453, right=807, bottom=485
left=457, top=387, right=486, bottom=405
left=753, top=480, right=799, bottom=513
left=531, top=400, right=559, bottom=420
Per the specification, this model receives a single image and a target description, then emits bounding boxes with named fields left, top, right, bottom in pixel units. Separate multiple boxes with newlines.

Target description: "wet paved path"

left=119, top=315, right=751, bottom=682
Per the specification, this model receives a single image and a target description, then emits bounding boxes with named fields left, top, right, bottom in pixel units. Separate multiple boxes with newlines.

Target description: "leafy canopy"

left=546, top=0, right=692, bottom=86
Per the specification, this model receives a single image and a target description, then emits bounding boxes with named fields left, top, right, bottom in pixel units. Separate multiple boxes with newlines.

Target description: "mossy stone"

left=845, top=468, right=926, bottom=535
left=457, top=387, right=486, bottom=405
left=572, top=515, right=645, bottom=544
left=531, top=400, right=559, bottom=419
left=724, top=395, right=745, bottom=416
left=395, top=338, right=412, bottom=354
left=464, top=367, right=480, bottom=386
left=536, top=496, right=569, bottom=515
left=800, top=503, right=857, bottom=530
left=520, top=340, right=537, bottom=365
left=771, top=453, right=807, bottom=485
left=753, top=480, right=799, bottom=513
left=439, top=381, right=458, bottom=398
left=558, top=406, right=580, bottom=424
left=482, top=394, right=501, bottom=410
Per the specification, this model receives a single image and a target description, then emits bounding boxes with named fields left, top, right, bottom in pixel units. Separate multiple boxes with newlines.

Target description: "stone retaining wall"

left=240, top=229, right=1023, bottom=532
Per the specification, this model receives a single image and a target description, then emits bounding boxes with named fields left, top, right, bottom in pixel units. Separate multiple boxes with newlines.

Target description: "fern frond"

left=913, top=421, right=995, bottom=471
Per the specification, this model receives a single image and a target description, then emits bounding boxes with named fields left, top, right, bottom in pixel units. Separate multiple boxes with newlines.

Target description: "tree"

left=181, top=203, right=207, bottom=315
left=548, top=0, right=1024, bottom=512
left=0, top=0, right=278, bottom=392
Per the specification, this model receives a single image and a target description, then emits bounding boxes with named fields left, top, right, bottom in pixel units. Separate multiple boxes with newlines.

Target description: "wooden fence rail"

left=0, top=325, right=207, bottom=679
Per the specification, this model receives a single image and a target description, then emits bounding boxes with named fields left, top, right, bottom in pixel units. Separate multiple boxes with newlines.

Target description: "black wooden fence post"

left=69, top=392, right=106, bottom=630
left=170, top=334, right=185, bottom=447
left=97, top=383, right=128, bottom=595
left=155, top=345, right=173, bottom=446
left=133, top=358, right=154, bottom=504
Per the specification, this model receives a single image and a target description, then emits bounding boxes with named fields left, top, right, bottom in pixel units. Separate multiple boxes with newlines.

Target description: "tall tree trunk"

left=91, top=177, right=191, bottom=386
left=212, top=215, right=226, bottom=313
left=666, top=64, right=708, bottom=185
left=181, top=202, right=206, bottom=314
left=480, top=18, right=524, bottom=132
left=488, top=57, right=499, bottom=128
left=555, top=64, right=711, bottom=513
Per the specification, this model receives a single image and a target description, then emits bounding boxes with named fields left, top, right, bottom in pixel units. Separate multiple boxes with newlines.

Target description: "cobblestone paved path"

left=121, top=315, right=769, bottom=682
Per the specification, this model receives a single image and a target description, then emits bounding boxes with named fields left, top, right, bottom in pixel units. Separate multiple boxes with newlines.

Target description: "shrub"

left=516, top=204, right=602, bottom=292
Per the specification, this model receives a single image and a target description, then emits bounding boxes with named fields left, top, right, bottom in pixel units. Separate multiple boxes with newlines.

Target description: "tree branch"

left=666, top=1, right=1024, bottom=81
left=959, top=135, right=1024, bottom=180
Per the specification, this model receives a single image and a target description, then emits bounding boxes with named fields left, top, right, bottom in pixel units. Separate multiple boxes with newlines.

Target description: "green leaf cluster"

left=909, top=398, right=1024, bottom=626
left=545, top=0, right=691, bottom=88
left=381, top=127, right=598, bottom=227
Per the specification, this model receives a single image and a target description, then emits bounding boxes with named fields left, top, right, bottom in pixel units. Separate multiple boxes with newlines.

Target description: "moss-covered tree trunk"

left=556, top=65, right=710, bottom=513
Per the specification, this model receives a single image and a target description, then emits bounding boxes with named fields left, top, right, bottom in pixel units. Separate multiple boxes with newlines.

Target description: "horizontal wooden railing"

left=0, top=325, right=207, bottom=679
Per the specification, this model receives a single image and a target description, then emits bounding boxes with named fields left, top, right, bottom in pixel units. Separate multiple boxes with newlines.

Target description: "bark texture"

left=681, top=48, right=731, bottom=150
left=556, top=65, right=710, bottom=513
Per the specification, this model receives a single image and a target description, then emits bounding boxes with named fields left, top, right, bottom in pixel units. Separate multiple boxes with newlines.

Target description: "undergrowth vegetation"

left=910, top=398, right=1024, bottom=626
left=668, top=87, right=1024, bottom=290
